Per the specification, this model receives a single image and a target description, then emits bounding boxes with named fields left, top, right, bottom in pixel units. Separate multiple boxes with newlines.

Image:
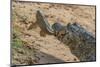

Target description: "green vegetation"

left=12, top=36, right=23, bottom=49
left=12, top=25, right=23, bottom=49
left=12, top=29, right=37, bottom=65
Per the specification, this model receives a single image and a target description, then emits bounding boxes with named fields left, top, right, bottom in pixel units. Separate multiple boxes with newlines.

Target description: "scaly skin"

left=57, top=23, right=96, bottom=61
left=35, top=10, right=96, bottom=61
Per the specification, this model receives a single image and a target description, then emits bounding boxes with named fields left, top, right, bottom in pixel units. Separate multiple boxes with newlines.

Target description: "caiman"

left=35, top=10, right=96, bottom=61
left=52, top=22, right=96, bottom=62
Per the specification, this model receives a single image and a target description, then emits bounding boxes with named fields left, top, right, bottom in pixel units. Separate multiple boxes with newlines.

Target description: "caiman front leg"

left=27, top=21, right=38, bottom=30
left=40, top=30, right=46, bottom=37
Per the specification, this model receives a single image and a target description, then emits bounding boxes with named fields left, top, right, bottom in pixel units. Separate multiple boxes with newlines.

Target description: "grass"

left=12, top=31, right=37, bottom=65
left=12, top=33, right=23, bottom=48
left=12, top=24, right=23, bottom=49
left=12, top=37, right=23, bottom=49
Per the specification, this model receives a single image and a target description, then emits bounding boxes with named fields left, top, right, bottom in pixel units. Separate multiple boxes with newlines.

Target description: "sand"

left=12, top=0, right=95, bottom=65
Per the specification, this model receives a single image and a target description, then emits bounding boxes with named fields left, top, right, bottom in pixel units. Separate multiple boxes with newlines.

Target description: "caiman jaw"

left=36, top=10, right=54, bottom=35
